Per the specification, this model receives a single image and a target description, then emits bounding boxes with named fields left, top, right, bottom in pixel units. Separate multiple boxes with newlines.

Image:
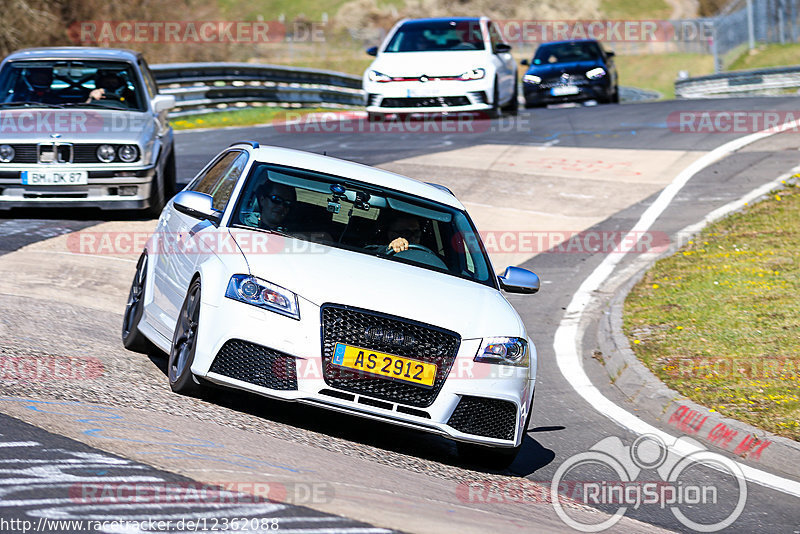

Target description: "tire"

left=502, top=80, right=519, bottom=116
left=611, top=85, right=620, bottom=103
left=487, top=79, right=501, bottom=119
left=122, top=253, right=155, bottom=353
left=144, top=171, right=165, bottom=219
left=163, top=148, right=177, bottom=199
left=367, top=112, right=384, bottom=122
left=168, top=278, right=202, bottom=395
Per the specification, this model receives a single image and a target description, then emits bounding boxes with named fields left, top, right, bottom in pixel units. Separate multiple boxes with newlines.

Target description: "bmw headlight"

left=118, top=145, right=139, bottom=163
left=225, top=274, right=300, bottom=320
left=474, top=337, right=528, bottom=366
left=0, top=144, right=14, bottom=163
left=368, top=70, right=392, bottom=83
left=96, top=144, right=115, bottom=163
left=523, top=74, right=542, bottom=84
left=586, top=67, right=606, bottom=80
left=459, top=68, right=486, bottom=81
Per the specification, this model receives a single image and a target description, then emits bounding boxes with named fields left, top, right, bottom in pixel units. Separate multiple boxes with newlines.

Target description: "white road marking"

left=553, top=120, right=800, bottom=498
left=0, top=441, right=39, bottom=447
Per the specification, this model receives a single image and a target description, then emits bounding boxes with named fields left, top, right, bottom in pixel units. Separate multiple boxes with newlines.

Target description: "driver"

left=244, top=181, right=296, bottom=231
left=86, top=70, right=134, bottom=104
left=387, top=214, right=422, bottom=253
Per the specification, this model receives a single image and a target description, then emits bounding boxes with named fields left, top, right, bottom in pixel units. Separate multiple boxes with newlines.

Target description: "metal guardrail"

left=151, top=62, right=365, bottom=116
left=675, top=65, right=800, bottom=98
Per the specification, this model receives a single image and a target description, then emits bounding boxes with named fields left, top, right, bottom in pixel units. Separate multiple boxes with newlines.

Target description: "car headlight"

left=474, top=337, right=528, bottom=366
left=225, top=274, right=300, bottom=320
left=96, top=144, right=115, bottom=163
left=522, top=74, right=541, bottom=84
left=118, top=145, right=139, bottom=163
left=0, top=145, right=14, bottom=163
left=368, top=70, right=392, bottom=83
left=586, top=67, right=606, bottom=80
left=459, top=68, right=485, bottom=81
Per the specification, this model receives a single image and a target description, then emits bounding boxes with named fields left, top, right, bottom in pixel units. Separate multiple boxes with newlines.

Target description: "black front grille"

left=380, top=96, right=471, bottom=108
left=73, top=144, right=102, bottom=163
left=209, top=339, right=297, bottom=390
left=3, top=144, right=37, bottom=164
left=447, top=396, right=518, bottom=440
left=321, top=304, right=460, bottom=408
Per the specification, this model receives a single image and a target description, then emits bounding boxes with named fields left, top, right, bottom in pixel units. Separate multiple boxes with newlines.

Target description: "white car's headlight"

left=474, top=337, right=528, bottom=366
left=522, top=74, right=542, bottom=84
left=225, top=274, right=300, bottom=320
left=368, top=70, right=392, bottom=83
left=586, top=67, right=606, bottom=80
left=459, top=68, right=486, bottom=81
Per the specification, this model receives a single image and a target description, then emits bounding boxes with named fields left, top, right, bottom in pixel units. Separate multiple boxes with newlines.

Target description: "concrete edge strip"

left=553, top=120, right=800, bottom=498
left=597, top=166, right=800, bottom=479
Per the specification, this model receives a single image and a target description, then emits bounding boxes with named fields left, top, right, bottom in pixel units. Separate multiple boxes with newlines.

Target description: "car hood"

left=0, top=108, right=152, bottom=144
left=369, top=51, right=489, bottom=78
left=526, top=60, right=603, bottom=77
left=234, top=232, right=524, bottom=339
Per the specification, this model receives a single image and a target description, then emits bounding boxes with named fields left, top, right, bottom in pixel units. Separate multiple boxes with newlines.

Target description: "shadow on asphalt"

left=145, top=350, right=556, bottom=477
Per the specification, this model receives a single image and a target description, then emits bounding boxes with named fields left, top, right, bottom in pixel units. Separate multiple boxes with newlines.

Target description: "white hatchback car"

left=123, top=142, right=539, bottom=466
left=363, top=17, right=518, bottom=120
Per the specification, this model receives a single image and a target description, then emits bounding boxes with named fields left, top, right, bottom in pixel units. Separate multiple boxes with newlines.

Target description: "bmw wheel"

left=168, top=278, right=202, bottom=395
left=122, top=253, right=154, bottom=353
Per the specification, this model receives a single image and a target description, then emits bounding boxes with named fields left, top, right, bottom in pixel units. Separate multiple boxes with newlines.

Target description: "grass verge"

left=615, top=53, right=715, bottom=99
left=170, top=106, right=345, bottom=130
left=623, top=180, right=800, bottom=441
left=728, top=42, right=800, bottom=71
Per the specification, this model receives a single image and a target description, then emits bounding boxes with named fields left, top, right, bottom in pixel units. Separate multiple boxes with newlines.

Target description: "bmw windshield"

left=229, top=162, right=496, bottom=287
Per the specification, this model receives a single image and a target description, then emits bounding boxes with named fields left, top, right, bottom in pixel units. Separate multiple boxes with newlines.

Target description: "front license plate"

left=21, top=170, right=88, bottom=185
left=408, top=86, right=442, bottom=98
left=551, top=85, right=580, bottom=96
left=331, top=342, right=437, bottom=388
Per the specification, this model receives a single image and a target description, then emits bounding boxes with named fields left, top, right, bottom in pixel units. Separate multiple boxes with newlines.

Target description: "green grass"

left=624, top=180, right=800, bottom=441
left=728, top=42, right=800, bottom=71
left=170, top=106, right=342, bottom=130
left=217, top=0, right=403, bottom=22
left=600, top=0, right=672, bottom=19
left=616, top=53, right=715, bottom=99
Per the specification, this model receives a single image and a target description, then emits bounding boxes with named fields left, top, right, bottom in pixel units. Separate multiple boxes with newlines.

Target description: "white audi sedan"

left=363, top=17, right=518, bottom=120
left=123, top=142, right=539, bottom=466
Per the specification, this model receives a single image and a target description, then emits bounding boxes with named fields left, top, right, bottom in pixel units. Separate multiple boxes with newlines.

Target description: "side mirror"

left=606, top=50, right=616, bottom=58
left=173, top=191, right=220, bottom=222
left=520, top=59, right=529, bottom=66
left=366, top=46, right=378, bottom=56
left=498, top=266, right=540, bottom=294
left=494, top=43, right=512, bottom=54
left=152, top=94, right=176, bottom=113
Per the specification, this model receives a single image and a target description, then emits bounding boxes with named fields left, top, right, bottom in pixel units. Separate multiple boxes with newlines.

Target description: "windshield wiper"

left=0, top=101, right=64, bottom=109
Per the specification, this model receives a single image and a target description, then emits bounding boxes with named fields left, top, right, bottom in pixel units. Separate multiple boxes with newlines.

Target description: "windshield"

left=0, top=60, right=146, bottom=111
left=533, top=42, right=603, bottom=64
left=230, top=163, right=495, bottom=287
left=384, top=20, right=485, bottom=52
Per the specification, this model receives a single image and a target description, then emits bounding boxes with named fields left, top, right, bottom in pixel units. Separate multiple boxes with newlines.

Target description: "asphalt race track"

left=1, top=98, right=800, bottom=533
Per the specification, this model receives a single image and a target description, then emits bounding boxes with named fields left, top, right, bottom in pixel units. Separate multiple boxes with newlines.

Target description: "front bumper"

left=192, top=295, right=536, bottom=448
left=0, top=164, right=157, bottom=210
left=523, top=80, right=612, bottom=105
left=365, top=78, right=495, bottom=115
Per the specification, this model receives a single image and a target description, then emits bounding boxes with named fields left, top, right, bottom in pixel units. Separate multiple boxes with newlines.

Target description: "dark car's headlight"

left=368, top=70, right=392, bottom=83
left=459, top=68, right=485, bottom=81
left=118, top=145, right=139, bottom=163
left=0, top=145, right=14, bottom=163
left=474, top=337, right=528, bottom=366
left=586, top=67, right=606, bottom=80
left=226, top=274, right=300, bottom=320
left=97, top=144, right=115, bottom=162
left=523, top=74, right=541, bottom=84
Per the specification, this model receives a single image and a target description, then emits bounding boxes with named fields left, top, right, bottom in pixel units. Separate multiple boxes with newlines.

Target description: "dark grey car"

left=0, top=47, right=176, bottom=215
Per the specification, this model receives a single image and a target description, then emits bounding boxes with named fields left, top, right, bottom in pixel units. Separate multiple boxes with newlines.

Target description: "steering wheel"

left=385, top=243, right=436, bottom=256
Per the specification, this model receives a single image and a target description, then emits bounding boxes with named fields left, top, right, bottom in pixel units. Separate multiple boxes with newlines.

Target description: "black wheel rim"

left=170, top=284, right=200, bottom=383
left=122, top=254, right=146, bottom=337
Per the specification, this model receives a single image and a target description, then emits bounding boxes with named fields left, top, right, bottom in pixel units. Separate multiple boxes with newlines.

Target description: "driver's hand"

left=389, top=237, right=409, bottom=253
left=87, top=88, right=105, bottom=101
